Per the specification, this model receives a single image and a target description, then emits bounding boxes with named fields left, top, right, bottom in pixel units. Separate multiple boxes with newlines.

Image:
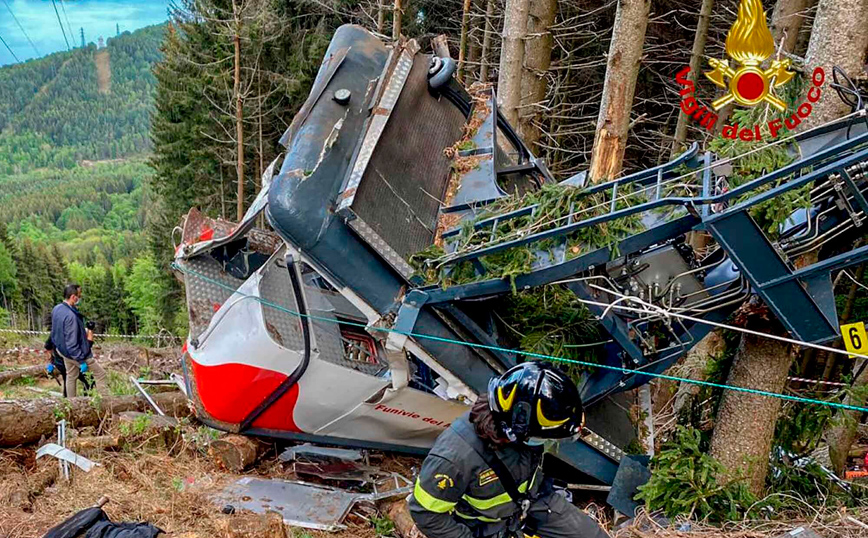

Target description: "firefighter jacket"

left=408, top=413, right=543, bottom=538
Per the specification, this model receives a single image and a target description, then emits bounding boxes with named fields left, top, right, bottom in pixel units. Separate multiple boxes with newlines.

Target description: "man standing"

left=51, top=283, right=106, bottom=397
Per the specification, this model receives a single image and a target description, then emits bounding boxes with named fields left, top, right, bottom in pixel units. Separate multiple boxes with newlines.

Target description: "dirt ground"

left=4, top=343, right=868, bottom=538
left=0, top=342, right=412, bottom=538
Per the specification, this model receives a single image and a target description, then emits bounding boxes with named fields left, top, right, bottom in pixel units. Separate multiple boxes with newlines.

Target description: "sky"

left=0, top=0, right=170, bottom=66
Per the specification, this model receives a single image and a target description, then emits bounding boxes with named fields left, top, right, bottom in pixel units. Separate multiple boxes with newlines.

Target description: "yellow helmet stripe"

left=497, top=384, right=517, bottom=411
left=537, top=400, right=569, bottom=429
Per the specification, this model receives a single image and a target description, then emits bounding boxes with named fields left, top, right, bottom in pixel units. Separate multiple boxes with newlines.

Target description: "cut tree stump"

left=209, top=434, right=268, bottom=472
left=0, top=392, right=190, bottom=447
left=117, top=411, right=181, bottom=451
left=380, top=498, right=423, bottom=538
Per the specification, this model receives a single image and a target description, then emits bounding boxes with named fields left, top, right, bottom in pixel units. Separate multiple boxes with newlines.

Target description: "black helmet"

left=488, top=362, right=583, bottom=442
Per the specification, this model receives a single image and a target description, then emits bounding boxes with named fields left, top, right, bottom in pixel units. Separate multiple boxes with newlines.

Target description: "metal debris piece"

left=214, top=477, right=412, bottom=532
left=36, top=443, right=98, bottom=473
left=279, top=444, right=364, bottom=463
left=130, top=376, right=165, bottom=416
left=772, top=527, right=822, bottom=538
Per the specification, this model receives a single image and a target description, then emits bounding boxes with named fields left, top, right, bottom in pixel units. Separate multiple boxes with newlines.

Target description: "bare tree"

left=588, top=0, right=651, bottom=183
left=671, top=0, right=713, bottom=158
left=519, top=0, right=558, bottom=149
left=458, top=0, right=473, bottom=82
left=497, top=0, right=531, bottom=126
left=233, top=0, right=245, bottom=220
left=393, top=0, right=404, bottom=40
left=479, top=0, right=496, bottom=82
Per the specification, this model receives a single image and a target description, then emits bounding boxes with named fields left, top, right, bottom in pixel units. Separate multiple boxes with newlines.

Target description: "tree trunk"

left=804, top=0, right=868, bottom=129
left=393, top=0, right=403, bottom=41
left=588, top=0, right=651, bottom=183
left=0, top=364, right=47, bottom=385
left=0, top=392, right=190, bottom=447
left=825, top=263, right=866, bottom=474
left=771, top=0, right=814, bottom=55
left=709, top=334, right=792, bottom=495
left=378, top=0, right=387, bottom=33
left=479, top=0, right=495, bottom=82
left=671, top=0, right=713, bottom=158
left=233, top=2, right=245, bottom=221
left=458, top=0, right=473, bottom=83
left=497, top=0, right=531, bottom=127
left=519, top=0, right=558, bottom=150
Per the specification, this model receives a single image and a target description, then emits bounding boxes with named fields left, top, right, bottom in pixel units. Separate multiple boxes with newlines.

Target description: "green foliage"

left=0, top=26, right=163, bottom=173
left=106, top=371, right=137, bottom=396
left=636, top=426, right=756, bottom=522
left=371, top=515, right=396, bottom=537
left=412, top=183, right=645, bottom=288
left=125, top=255, right=170, bottom=335
left=12, top=375, right=36, bottom=387
left=495, top=287, right=605, bottom=375
left=706, top=75, right=810, bottom=236
left=119, top=413, right=151, bottom=437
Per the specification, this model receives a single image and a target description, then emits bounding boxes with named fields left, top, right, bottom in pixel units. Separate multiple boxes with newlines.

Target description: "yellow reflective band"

left=462, top=481, right=529, bottom=511
left=414, top=480, right=457, bottom=514
left=537, top=400, right=569, bottom=429
left=455, top=510, right=502, bottom=523
left=498, top=384, right=517, bottom=411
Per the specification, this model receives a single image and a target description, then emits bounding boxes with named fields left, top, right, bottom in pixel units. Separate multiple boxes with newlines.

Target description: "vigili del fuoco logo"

left=675, top=0, right=826, bottom=141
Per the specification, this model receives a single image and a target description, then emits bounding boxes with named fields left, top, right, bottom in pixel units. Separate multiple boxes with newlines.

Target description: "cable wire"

left=58, top=0, right=75, bottom=49
left=0, top=32, right=19, bottom=63
left=51, top=0, right=71, bottom=51
left=172, top=262, right=868, bottom=414
left=1, top=0, right=39, bottom=56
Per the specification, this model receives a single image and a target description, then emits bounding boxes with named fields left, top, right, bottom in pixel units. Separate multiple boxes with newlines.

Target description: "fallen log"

left=0, top=391, right=190, bottom=447
left=209, top=434, right=269, bottom=472
left=67, top=435, right=121, bottom=454
left=0, top=364, right=47, bottom=385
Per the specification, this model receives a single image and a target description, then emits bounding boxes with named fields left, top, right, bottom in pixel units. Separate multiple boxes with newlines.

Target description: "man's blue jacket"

left=50, top=302, right=92, bottom=363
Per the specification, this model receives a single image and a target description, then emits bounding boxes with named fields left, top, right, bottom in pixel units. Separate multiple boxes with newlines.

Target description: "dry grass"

left=0, top=430, right=389, bottom=538
left=614, top=509, right=868, bottom=538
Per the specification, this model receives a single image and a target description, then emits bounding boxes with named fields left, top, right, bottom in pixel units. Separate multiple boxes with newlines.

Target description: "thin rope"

left=842, top=269, right=868, bottom=293
left=173, top=262, right=868, bottom=414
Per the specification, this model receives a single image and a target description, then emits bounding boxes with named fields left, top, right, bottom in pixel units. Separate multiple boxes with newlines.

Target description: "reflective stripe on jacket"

left=408, top=413, right=542, bottom=538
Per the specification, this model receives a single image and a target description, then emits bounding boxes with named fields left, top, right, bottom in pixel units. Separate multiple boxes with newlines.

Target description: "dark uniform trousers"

left=409, top=413, right=608, bottom=538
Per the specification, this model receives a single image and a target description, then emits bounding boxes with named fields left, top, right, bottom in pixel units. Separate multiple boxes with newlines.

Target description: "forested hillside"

left=0, top=25, right=162, bottom=173
left=0, top=26, right=163, bottom=335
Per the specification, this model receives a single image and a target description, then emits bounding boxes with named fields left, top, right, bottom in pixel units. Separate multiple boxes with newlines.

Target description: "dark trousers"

left=523, top=491, right=609, bottom=538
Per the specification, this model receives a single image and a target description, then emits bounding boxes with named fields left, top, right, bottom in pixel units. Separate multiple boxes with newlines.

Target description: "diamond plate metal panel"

left=258, top=259, right=305, bottom=352
left=348, top=218, right=415, bottom=279
left=337, top=41, right=419, bottom=211
left=179, top=257, right=243, bottom=339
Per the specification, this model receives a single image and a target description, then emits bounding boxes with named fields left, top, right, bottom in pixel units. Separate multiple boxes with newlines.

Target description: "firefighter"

left=409, top=362, right=609, bottom=538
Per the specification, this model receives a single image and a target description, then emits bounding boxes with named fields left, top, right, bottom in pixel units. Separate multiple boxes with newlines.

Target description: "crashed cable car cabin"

left=173, top=25, right=868, bottom=486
